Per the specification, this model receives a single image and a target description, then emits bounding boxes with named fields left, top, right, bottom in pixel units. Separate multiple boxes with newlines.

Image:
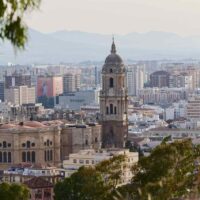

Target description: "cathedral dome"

left=104, top=39, right=124, bottom=65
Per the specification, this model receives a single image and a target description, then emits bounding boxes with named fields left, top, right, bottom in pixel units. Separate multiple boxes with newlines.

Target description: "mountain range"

left=1, top=29, right=200, bottom=64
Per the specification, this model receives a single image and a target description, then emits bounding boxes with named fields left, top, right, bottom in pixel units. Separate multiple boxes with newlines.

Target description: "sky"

left=26, top=0, right=200, bottom=36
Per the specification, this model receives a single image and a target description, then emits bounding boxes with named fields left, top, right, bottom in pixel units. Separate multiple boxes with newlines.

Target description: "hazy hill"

left=1, top=29, right=200, bottom=64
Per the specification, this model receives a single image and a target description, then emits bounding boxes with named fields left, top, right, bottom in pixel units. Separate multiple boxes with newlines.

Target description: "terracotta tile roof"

left=24, top=177, right=53, bottom=189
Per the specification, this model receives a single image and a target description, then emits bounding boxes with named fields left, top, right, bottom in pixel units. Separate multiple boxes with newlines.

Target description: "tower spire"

left=111, top=36, right=116, bottom=54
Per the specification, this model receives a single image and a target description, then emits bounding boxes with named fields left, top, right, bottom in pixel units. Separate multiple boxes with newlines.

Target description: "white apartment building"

left=139, top=87, right=188, bottom=105
left=164, top=100, right=187, bottom=120
left=63, top=149, right=138, bottom=185
left=186, top=95, right=200, bottom=128
left=127, top=65, right=145, bottom=96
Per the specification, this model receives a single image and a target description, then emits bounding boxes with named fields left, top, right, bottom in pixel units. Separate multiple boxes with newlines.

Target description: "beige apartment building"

left=63, top=149, right=138, bottom=185
left=5, top=86, right=36, bottom=105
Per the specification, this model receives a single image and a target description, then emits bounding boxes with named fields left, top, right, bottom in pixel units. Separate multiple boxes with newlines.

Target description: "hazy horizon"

left=26, top=0, right=200, bottom=37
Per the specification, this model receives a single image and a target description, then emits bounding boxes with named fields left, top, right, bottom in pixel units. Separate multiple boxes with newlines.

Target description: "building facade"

left=63, top=149, right=138, bottom=185
left=5, top=86, right=36, bottom=105
left=100, top=40, right=128, bottom=148
left=63, top=73, right=80, bottom=93
left=5, top=74, right=31, bottom=89
left=150, top=71, right=170, bottom=88
left=57, top=89, right=100, bottom=110
left=126, top=65, right=145, bottom=96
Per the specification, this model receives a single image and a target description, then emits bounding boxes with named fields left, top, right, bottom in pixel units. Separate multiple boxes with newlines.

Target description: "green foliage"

left=55, top=140, right=200, bottom=200
left=130, top=139, right=200, bottom=200
left=54, top=155, right=126, bottom=200
left=0, top=182, right=29, bottom=200
left=0, top=0, right=41, bottom=48
left=54, top=167, right=108, bottom=200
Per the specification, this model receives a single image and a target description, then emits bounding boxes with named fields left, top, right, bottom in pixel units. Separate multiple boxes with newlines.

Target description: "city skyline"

left=26, top=0, right=200, bottom=37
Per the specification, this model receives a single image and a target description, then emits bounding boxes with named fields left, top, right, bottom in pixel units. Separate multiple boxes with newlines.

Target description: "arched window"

left=44, top=151, right=47, bottom=161
left=110, top=104, right=113, bottom=114
left=106, top=107, right=109, bottom=114
left=27, top=151, right=31, bottom=162
left=47, top=150, right=50, bottom=161
left=3, top=141, right=6, bottom=148
left=109, top=78, right=114, bottom=88
left=32, top=151, right=35, bottom=163
left=114, top=107, right=117, bottom=114
left=22, top=152, right=26, bottom=162
left=0, top=152, right=2, bottom=163
left=3, top=152, right=7, bottom=163
left=95, top=137, right=98, bottom=143
left=8, top=152, right=11, bottom=163
left=47, top=140, right=50, bottom=147
left=110, top=69, right=113, bottom=73
left=50, top=150, right=53, bottom=161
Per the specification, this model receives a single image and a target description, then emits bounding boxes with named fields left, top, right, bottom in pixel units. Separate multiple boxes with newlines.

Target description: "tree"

left=54, top=167, right=108, bottom=200
left=128, top=139, right=200, bottom=200
left=0, top=0, right=41, bottom=48
left=0, top=182, right=29, bottom=200
left=54, top=155, right=126, bottom=200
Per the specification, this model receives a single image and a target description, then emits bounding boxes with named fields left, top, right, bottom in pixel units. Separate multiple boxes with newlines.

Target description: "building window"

left=7, top=143, right=11, bottom=148
left=85, top=140, right=88, bottom=145
left=73, top=159, right=77, bottom=163
left=3, top=141, right=6, bottom=148
left=22, top=143, right=26, bottom=148
left=27, top=151, right=31, bottom=162
left=50, top=150, right=53, bottom=161
left=79, top=160, right=84, bottom=164
left=0, top=152, right=2, bottom=162
left=31, top=143, right=35, bottom=147
left=8, top=152, right=11, bottom=163
left=44, top=151, right=47, bottom=161
left=86, top=160, right=89, bottom=164
left=32, top=151, right=36, bottom=163
left=106, top=107, right=109, bottom=114
left=26, top=141, right=30, bottom=148
left=110, top=104, right=113, bottom=114
left=109, top=77, right=114, bottom=88
left=95, top=137, right=98, bottom=143
left=22, top=152, right=26, bottom=162
left=114, top=106, right=117, bottom=114
left=47, top=150, right=50, bottom=161
left=3, top=152, right=7, bottom=163
left=110, top=69, right=113, bottom=73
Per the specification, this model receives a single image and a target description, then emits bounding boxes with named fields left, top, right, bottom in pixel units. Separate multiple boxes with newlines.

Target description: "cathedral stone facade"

left=100, top=40, right=128, bottom=148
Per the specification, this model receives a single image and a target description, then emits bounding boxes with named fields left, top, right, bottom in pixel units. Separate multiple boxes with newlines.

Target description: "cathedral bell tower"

left=100, top=39, right=128, bottom=148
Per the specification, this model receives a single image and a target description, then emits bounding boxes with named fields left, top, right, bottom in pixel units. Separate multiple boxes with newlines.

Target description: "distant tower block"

left=100, top=39, right=128, bottom=148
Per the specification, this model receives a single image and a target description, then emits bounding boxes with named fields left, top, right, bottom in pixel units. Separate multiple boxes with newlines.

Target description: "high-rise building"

left=37, top=76, right=63, bottom=108
left=150, top=71, right=170, bottom=88
left=5, top=74, right=31, bottom=89
left=169, top=73, right=193, bottom=89
left=187, top=95, right=200, bottom=120
left=100, top=40, right=128, bottom=148
left=127, top=65, right=145, bottom=96
left=4, top=86, right=36, bottom=105
left=37, top=76, right=63, bottom=97
left=0, top=81, right=5, bottom=102
left=63, top=73, right=80, bottom=93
